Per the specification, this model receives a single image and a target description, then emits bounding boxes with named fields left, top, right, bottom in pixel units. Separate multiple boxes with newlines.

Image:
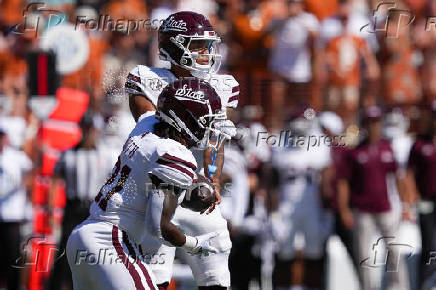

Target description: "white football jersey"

left=271, top=145, right=330, bottom=207
left=90, top=114, right=197, bottom=243
left=125, top=65, right=240, bottom=109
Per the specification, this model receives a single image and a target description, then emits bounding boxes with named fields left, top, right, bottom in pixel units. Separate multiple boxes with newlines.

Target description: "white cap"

left=318, top=111, right=344, bottom=135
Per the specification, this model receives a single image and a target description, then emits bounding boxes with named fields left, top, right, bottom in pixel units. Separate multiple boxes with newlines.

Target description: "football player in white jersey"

left=66, top=79, right=226, bottom=290
left=270, top=109, right=331, bottom=290
left=125, top=11, right=238, bottom=290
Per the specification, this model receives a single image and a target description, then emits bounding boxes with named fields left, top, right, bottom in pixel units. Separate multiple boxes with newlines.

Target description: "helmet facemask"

left=197, top=109, right=228, bottom=150
left=161, top=32, right=222, bottom=78
left=156, top=106, right=227, bottom=150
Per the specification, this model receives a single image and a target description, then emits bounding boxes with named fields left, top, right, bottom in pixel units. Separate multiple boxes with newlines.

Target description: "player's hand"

left=184, top=232, right=219, bottom=255
left=203, top=184, right=221, bottom=215
left=213, top=120, right=237, bottom=139
left=401, top=203, right=416, bottom=222
left=340, top=209, right=354, bottom=229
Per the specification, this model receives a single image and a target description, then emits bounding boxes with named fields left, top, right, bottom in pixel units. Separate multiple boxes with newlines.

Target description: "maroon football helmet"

left=156, top=78, right=226, bottom=148
left=158, top=11, right=221, bottom=77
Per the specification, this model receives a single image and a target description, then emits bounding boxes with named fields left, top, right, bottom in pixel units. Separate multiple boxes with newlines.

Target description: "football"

left=181, top=175, right=217, bottom=212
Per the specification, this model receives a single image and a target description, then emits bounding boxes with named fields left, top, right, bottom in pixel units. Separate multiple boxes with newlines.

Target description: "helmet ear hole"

left=181, top=57, right=192, bottom=66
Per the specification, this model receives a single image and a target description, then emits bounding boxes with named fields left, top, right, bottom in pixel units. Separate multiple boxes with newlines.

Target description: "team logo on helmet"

left=161, top=16, right=187, bottom=32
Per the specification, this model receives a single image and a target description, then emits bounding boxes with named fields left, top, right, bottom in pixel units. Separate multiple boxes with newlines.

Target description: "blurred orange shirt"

left=305, top=0, right=338, bottom=20
left=0, top=0, right=26, bottom=26
left=0, top=52, right=27, bottom=80
left=102, top=0, right=147, bottom=20
left=382, top=48, right=421, bottom=105
left=326, top=35, right=366, bottom=88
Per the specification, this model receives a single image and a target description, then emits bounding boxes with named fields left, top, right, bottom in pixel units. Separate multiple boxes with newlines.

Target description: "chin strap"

left=207, top=147, right=218, bottom=179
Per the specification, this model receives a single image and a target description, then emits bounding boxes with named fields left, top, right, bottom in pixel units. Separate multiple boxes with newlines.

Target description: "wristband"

left=182, top=235, right=197, bottom=251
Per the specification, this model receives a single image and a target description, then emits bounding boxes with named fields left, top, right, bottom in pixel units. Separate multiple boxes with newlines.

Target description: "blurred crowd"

left=0, top=0, right=435, bottom=289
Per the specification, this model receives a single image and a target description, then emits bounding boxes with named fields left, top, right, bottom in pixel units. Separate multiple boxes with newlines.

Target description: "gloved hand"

left=213, top=120, right=237, bottom=139
left=182, top=231, right=219, bottom=255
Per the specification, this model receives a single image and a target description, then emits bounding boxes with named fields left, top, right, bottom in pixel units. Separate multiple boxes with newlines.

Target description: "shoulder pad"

left=208, top=74, right=239, bottom=109
left=125, top=65, right=176, bottom=107
left=149, top=139, right=197, bottom=189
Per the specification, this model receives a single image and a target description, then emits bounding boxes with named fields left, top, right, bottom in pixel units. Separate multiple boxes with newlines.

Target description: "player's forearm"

left=160, top=220, right=186, bottom=247
left=337, top=179, right=351, bottom=213
left=159, top=188, right=193, bottom=247
left=405, top=168, right=420, bottom=202
left=203, top=141, right=225, bottom=180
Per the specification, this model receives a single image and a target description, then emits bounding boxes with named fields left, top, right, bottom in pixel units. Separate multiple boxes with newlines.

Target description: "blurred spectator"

left=304, top=0, right=338, bottom=20
left=0, top=128, right=33, bottom=290
left=268, top=0, right=320, bottom=111
left=0, top=35, right=34, bottom=102
left=0, top=0, right=26, bottom=27
left=225, top=108, right=272, bottom=289
left=62, top=6, right=108, bottom=110
left=321, top=0, right=379, bottom=126
left=378, top=9, right=422, bottom=108
left=337, top=106, right=411, bottom=290
left=406, top=101, right=436, bottom=289
left=318, top=111, right=360, bottom=269
left=230, top=0, right=286, bottom=70
left=48, top=112, right=108, bottom=290
left=102, top=0, right=147, bottom=21
left=103, top=30, right=144, bottom=107
left=220, top=144, right=255, bottom=289
left=270, top=109, right=331, bottom=289
left=383, top=107, right=413, bottom=168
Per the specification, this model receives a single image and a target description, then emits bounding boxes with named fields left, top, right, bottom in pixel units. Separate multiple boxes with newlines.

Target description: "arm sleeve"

left=125, top=66, right=161, bottom=107
left=145, top=188, right=174, bottom=246
left=148, top=145, right=197, bottom=189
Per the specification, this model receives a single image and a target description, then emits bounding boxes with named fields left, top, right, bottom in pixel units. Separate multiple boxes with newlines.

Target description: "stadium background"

left=0, top=0, right=435, bottom=289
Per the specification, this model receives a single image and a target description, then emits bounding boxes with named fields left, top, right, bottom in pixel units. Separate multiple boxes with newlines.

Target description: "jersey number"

left=94, top=157, right=132, bottom=211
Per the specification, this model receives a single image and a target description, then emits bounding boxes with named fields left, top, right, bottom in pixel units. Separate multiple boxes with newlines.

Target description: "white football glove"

left=182, top=231, right=219, bottom=255
left=213, top=120, right=237, bottom=139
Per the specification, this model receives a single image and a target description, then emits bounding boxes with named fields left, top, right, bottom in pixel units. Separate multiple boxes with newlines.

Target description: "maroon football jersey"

left=339, top=139, right=398, bottom=213
left=408, top=135, right=436, bottom=200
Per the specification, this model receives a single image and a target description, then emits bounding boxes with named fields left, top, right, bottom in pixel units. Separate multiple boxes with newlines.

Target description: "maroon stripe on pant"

left=122, top=230, right=137, bottom=261
left=136, top=256, right=156, bottom=289
left=122, top=231, right=157, bottom=290
left=112, top=226, right=145, bottom=290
